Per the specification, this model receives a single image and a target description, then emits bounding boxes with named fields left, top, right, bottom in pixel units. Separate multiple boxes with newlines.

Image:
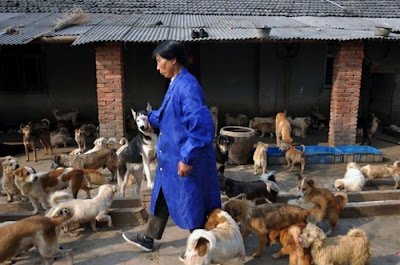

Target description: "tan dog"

left=13, top=166, right=102, bottom=215
left=209, top=106, right=219, bottom=138
left=0, top=208, right=74, bottom=265
left=299, top=223, right=371, bottom=265
left=280, top=143, right=306, bottom=173
left=269, top=223, right=311, bottom=265
left=253, top=122, right=275, bottom=138
left=184, top=208, right=245, bottom=265
left=51, top=148, right=118, bottom=181
left=225, top=113, right=249, bottom=126
left=46, top=184, right=117, bottom=236
left=361, top=161, right=400, bottom=189
left=74, top=128, right=87, bottom=151
left=1, top=156, right=25, bottom=202
left=20, top=119, right=53, bottom=162
left=297, top=175, right=348, bottom=235
left=253, top=142, right=268, bottom=175
left=52, top=108, right=78, bottom=128
left=84, top=137, right=108, bottom=154
left=275, top=112, right=293, bottom=146
left=249, top=116, right=275, bottom=129
left=223, top=195, right=326, bottom=258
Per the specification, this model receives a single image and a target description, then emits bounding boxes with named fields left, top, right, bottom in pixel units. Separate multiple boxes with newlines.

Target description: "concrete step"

left=341, top=200, right=400, bottom=218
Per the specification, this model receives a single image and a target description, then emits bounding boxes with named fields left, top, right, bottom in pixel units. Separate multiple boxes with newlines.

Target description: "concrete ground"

left=1, top=129, right=400, bottom=265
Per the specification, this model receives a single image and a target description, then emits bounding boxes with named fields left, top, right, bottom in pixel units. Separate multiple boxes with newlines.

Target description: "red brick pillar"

left=328, top=41, right=364, bottom=146
left=95, top=43, right=125, bottom=138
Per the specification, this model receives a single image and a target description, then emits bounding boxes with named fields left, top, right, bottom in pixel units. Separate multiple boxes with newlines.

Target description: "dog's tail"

left=49, top=207, right=74, bottom=226
left=334, top=192, right=348, bottom=210
left=82, top=169, right=106, bottom=185
left=49, top=190, right=73, bottom=207
left=41, top=118, right=51, bottom=129
left=260, top=171, right=280, bottom=193
left=306, top=195, right=328, bottom=223
left=119, top=137, right=129, bottom=146
left=300, top=144, right=306, bottom=154
left=185, top=229, right=215, bottom=261
left=347, top=228, right=372, bottom=259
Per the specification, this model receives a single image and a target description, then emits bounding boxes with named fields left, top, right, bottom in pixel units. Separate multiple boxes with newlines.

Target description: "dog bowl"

left=255, top=26, right=271, bottom=39
left=374, top=26, right=391, bottom=37
left=220, top=126, right=255, bottom=165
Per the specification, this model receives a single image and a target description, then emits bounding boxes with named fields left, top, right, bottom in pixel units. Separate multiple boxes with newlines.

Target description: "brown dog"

left=223, top=194, right=326, bottom=258
left=269, top=223, right=312, bottom=265
left=296, top=174, right=348, bottom=235
left=275, top=112, right=293, bottom=146
left=0, top=208, right=74, bottom=265
left=51, top=148, right=118, bottom=181
left=254, top=122, right=275, bottom=138
left=253, top=142, right=268, bottom=175
left=20, top=119, right=53, bottom=162
left=280, top=143, right=306, bottom=173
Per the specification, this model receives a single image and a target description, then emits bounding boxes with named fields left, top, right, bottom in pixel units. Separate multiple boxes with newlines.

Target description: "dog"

left=13, top=166, right=103, bottom=215
left=249, top=116, right=275, bottom=129
left=219, top=171, right=279, bottom=202
left=360, top=161, right=400, bottom=189
left=51, top=148, right=118, bottom=181
left=74, top=128, right=87, bottom=151
left=311, top=105, right=328, bottom=129
left=287, top=116, right=312, bottom=138
left=296, top=174, right=348, bottom=235
left=0, top=207, right=74, bottom=265
left=225, top=113, right=249, bottom=126
left=280, top=143, right=306, bottom=173
left=223, top=194, right=326, bottom=258
left=358, top=113, right=380, bottom=146
left=69, top=148, right=85, bottom=155
left=1, top=156, right=25, bottom=203
left=116, top=137, right=129, bottom=155
left=52, top=108, right=78, bottom=128
left=268, top=223, right=312, bottom=265
left=335, top=162, right=366, bottom=192
left=184, top=208, right=245, bottom=265
left=79, top=123, right=99, bottom=138
left=117, top=103, right=158, bottom=197
left=209, top=106, right=219, bottom=138
left=253, top=141, right=268, bottom=175
left=275, top=112, right=293, bottom=146
left=20, top=119, right=53, bottom=162
left=253, top=122, right=275, bottom=138
left=299, top=223, right=371, bottom=265
left=46, top=184, right=117, bottom=236
left=50, top=127, right=70, bottom=148
left=215, top=135, right=234, bottom=174
left=85, top=137, right=108, bottom=154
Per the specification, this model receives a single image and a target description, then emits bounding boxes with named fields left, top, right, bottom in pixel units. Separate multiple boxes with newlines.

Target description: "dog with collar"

left=215, top=134, right=234, bottom=174
left=117, top=103, right=158, bottom=197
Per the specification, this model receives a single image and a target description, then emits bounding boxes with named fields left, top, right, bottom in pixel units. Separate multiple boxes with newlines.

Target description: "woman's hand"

left=178, top=161, right=192, bottom=177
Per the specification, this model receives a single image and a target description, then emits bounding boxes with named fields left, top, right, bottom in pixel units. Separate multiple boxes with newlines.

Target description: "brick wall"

left=95, top=43, right=125, bottom=138
left=328, top=41, right=364, bottom=146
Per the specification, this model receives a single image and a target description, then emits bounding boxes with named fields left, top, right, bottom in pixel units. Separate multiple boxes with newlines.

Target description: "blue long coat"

left=148, top=68, right=221, bottom=230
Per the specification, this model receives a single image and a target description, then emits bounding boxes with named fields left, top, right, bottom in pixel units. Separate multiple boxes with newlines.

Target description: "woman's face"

left=155, top=54, right=176, bottom=79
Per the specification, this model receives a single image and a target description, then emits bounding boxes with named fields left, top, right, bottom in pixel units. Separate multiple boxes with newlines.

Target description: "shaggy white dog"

left=334, top=162, right=366, bottom=192
left=46, top=184, right=117, bottom=236
left=299, top=223, right=371, bottom=265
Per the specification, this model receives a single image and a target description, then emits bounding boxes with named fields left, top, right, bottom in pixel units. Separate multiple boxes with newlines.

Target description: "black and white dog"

left=218, top=170, right=279, bottom=202
left=117, top=103, right=158, bottom=197
left=215, top=135, right=234, bottom=174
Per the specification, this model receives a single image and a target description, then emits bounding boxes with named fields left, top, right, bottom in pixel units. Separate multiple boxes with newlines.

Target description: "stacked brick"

left=95, top=43, right=125, bottom=139
left=329, top=41, right=364, bottom=146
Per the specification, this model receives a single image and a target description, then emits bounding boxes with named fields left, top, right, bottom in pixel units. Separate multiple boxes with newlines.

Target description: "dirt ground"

left=1, top=129, right=400, bottom=265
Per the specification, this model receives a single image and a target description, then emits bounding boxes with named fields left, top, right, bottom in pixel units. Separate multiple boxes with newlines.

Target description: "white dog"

left=46, top=184, right=117, bottom=236
left=84, top=137, right=108, bottom=154
left=334, top=162, right=366, bottom=192
left=287, top=116, right=312, bottom=138
left=299, top=223, right=371, bottom=265
left=184, top=209, right=245, bottom=265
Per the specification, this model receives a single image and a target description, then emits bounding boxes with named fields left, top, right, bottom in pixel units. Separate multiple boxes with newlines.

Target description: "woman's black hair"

left=152, top=40, right=186, bottom=66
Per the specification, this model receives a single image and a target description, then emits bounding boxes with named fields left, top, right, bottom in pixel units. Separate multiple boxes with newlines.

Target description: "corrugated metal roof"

left=1, top=13, right=400, bottom=45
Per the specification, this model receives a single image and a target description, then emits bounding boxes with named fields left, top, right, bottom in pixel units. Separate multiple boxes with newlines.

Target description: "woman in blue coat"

left=123, top=40, right=221, bottom=254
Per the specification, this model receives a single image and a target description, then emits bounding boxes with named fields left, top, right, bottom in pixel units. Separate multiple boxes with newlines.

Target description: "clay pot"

left=220, top=126, right=256, bottom=165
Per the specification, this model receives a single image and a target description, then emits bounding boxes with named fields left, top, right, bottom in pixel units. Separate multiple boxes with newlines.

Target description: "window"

left=324, top=42, right=334, bottom=88
left=0, top=45, right=45, bottom=93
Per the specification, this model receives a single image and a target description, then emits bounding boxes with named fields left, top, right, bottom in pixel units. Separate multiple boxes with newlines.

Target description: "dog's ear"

left=20, top=123, right=25, bottom=130
left=27, top=121, right=32, bottom=127
left=131, top=108, right=137, bottom=120
left=297, top=174, right=303, bottom=181
left=306, top=178, right=314, bottom=186
left=146, top=102, right=152, bottom=113
left=12, top=168, right=21, bottom=177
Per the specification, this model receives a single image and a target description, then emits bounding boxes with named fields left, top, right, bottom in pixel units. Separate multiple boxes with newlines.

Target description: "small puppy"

left=280, top=143, right=306, bottom=173
left=223, top=195, right=326, bottom=258
left=84, top=137, right=108, bottom=154
left=209, top=106, right=219, bottom=138
left=20, top=119, right=53, bottom=162
left=335, top=162, right=366, bottom=192
left=253, top=122, right=275, bottom=138
left=287, top=116, right=312, bottom=138
left=219, top=171, right=279, bottom=202
left=46, top=184, right=117, bottom=236
left=225, top=113, right=249, bottom=126
left=50, top=127, right=70, bottom=148
left=275, top=112, right=293, bottom=146
left=215, top=135, right=234, bottom=174
left=269, top=223, right=311, bottom=265
left=1, top=156, right=25, bottom=202
left=297, top=175, right=348, bottom=235
left=361, top=161, right=400, bottom=189
left=52, top=108, right=78, bottom=128
left=253, top=141, right=268, bottom=175
left=184, top=208, right=245, bottom=265
left=299, top=223, right=371, bottom=265
left=74, top=128, right=87, bottom=151
left=0, top=208, right=74, bottom=265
